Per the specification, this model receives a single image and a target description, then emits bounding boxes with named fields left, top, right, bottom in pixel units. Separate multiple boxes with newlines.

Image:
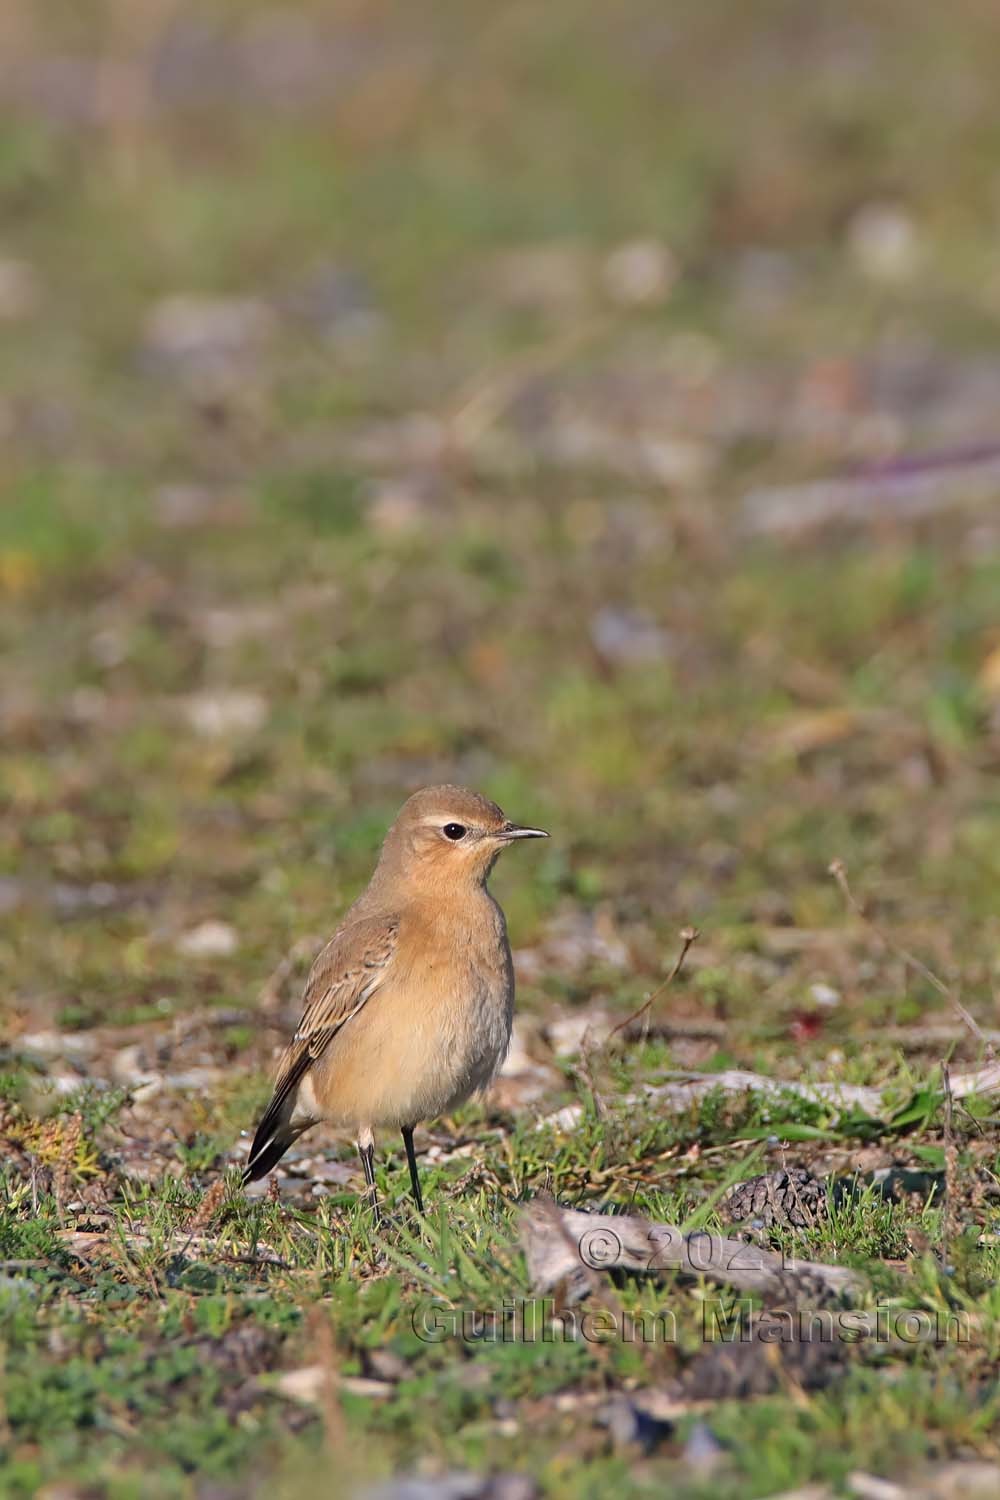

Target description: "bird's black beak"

left=500, top=821, right=549, bottom=840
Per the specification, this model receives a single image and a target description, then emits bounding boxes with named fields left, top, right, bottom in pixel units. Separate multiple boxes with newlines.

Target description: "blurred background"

left=3, top=0, right=1000, bottom=1066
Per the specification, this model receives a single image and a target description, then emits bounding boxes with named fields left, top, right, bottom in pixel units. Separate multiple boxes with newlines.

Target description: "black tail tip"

left=241, top=1135, right=290, bottom=1186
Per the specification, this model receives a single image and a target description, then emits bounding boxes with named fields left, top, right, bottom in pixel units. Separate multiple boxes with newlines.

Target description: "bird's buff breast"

left=308, top=901, right=514, bottom=1132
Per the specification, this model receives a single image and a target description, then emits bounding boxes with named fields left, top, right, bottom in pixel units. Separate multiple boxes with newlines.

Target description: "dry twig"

left=522, top=1202, right=863, bottom=1304
left=606, top=926, right=700, bottom=1048
left=829, top=859, right=991, bottom=1057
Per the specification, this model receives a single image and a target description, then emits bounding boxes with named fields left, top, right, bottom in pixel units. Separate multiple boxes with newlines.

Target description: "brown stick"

left=828, top=859, right=991, bottom=1057
left=941, top=1062, right=959, bottom=1256
left=606, top=926, right=700, bottom=1048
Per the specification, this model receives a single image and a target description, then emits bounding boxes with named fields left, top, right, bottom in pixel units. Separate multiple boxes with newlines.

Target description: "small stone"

left=591, top=606, right=673, bottom=666
left=0, top=878, right=23, bottom=915
left=545, top=1013, right=603, bottom=1058
left=683, top=1421, right=726, bottom=1472
left=360, top=1472, right=536, bottom=1500
left=847, top=203, right=921, bottom=283
left=541, top=908, right=629, bottom=972
left=51, top=882, right=118, bottom=916
left=368, top=480, right=428, bottom=536
left=182, top=690, right=268, bottom=738
left=1, top=1277, right=39, bottom=1304
left=486, top=242, right=593, bottom=312
left=637, top=435, right=711, bottom=488
left=153, top=484, right=225, bottom=528
left=19, top=1031, right=96, bottom=1060
left=731, top=248, right=798, bottom=316
left=809, top=983, right=841, bottom=1008
left=274, top=1364, right=327, bottom=1404
left=599, top=1394, right=672, bottom=1453
left=364, top=1348, right=410, bottom=1383
left=176, top=921, right=239, bottom=959
left=89, top=628, right=128, bottom=669
left=280, top=262, right=381, bottom=342
left=143, top=294, right=275, bottom=366
left=68, top=687, right=108, bottom=723
left=0, top=259, right=41, bottom=320
left=536, top=1104, right=583, bottom=1133
left=197, top=605, right=277, bottom=648
left=111, top=1045, right=160, bottom=1095
left=243, top=1175, right=281, bottom=1199
left=164, top=1067, right=224, bottom=1090
left=602, top=238, right=678, bottom=306
left=48, top=1073, right=87, bottom=1096
left=292, top=1157, right=354, bottom=1185
left=847, top=1474, right=906, bottom=1500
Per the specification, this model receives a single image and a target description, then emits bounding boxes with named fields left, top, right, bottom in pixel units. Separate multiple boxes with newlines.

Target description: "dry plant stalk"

left=448, top=315, right=612, bottom=450
left=568, top=926, right=700, bottom=1125
left=606, top=926, right=700, bottom=1049
left=828, top=859, right=991, bottom=1057
left=98, top=0, right=180, bottom=188
left=941, top=1063, right=960, bottom=1255
left=0, top=1336, right=9, bottom=1449
left=573, top=1029, right=608, bottom=1121
left=184, top=1178, right=226, bottom=1237
left=308, top=1307, right=347, bottom=1455
left=53, top=1113, right=84, bottom=1214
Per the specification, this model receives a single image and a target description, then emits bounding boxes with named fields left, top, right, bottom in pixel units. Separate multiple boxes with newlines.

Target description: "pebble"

left=536, top=1104, right=584, bottom=1133
left=143, top=294, right=275, bottom=366
left=164, top=1067, right=224, bottom=1090
left=182, top=690, right=268, bottom=738
left=0, top=877, right=22, bottom=914
left=18, top=1030, right=96, bottom=1060
left=487, top=242, right=593, bottom=312
left=683, top=1420, right=726, bottom=1472
left=0, top=258, right=41, bottom=320
left=361, top=1474, right=537, bottom=1500
left=846, top=203, right=921, bottom=283
left=111, top=1045, right=160, bottom=1094
left=176, top=920, right=239, bottom=959
left=602, top=238, right=678, bottom=306
left=545, top=1013, right=605, bottom=1058
left=590, top=606, right=673, bottom=666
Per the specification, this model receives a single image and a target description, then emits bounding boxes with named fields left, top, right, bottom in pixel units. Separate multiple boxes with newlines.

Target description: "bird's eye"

left=443, top=822, right=467, bottom=841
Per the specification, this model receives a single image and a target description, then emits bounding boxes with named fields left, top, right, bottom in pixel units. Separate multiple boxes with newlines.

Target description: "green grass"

left=3, top=0, right=1000, bottom=1494
left=2, top=1077, right=997, bottom=1497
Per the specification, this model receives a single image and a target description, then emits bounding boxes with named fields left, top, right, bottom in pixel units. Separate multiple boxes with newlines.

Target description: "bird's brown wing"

left=294, top=913, right=399, bottom=1055
left=244, top=913, right=399, bottom=1181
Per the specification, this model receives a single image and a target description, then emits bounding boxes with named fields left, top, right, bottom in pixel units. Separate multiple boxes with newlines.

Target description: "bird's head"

left=379, top=784, right=548, bottom=888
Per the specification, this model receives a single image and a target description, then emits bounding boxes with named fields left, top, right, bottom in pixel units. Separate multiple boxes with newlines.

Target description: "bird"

left=242, top=785, right=547, bottom=1221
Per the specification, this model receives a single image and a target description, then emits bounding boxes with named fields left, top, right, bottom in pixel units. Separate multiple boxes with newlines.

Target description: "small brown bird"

left=243, top=785, right=547, bottom=1219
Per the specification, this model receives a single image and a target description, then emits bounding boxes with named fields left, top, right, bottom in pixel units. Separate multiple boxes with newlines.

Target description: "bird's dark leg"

left=401, top=1125, right=424, bottom=1214
left=358, top=1131, right=381, bottom=1227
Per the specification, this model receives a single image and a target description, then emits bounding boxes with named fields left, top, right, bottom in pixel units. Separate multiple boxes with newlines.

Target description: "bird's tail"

left=242, top=1125, right=299, bottom=1184
left=242, top=1050, right=312, bottom=1184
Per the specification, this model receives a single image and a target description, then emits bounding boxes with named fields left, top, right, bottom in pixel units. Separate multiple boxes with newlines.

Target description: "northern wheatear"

left=243, top=786, right=547, bottom=1219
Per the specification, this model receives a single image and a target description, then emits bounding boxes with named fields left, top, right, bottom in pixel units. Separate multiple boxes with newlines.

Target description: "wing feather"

left=293, top=918, right=398, bottom=1052
left=243, top=914, right=399, bottom=1181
